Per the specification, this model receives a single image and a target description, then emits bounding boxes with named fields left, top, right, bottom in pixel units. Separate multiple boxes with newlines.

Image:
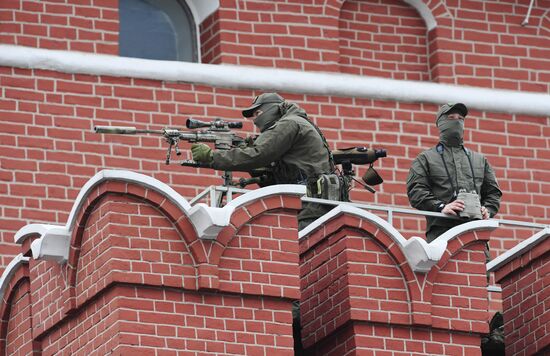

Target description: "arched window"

left=119, top=0, right=198, bottom=62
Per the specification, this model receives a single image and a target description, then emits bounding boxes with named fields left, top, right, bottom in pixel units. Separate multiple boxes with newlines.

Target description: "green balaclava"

left=253, top=103, right=281, bottom=132
left=242, top=93, right=285, bottom=132
left=438, top=115, right=464, bottom=147
left=436, top=103, right=468, bottom=147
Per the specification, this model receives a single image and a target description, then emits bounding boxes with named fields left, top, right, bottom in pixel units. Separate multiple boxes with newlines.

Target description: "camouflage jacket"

left=407, top=144, right=502, bottom=231
left=211, top=103, right=332, bottom=183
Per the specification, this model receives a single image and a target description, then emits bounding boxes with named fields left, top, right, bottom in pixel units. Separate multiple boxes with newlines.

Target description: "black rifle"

left=94, top=118, right=245, bottom=186
left=95, top=121, right=387, bottom=193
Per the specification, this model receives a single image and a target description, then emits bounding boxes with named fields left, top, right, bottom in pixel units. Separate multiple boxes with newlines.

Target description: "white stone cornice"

left=187, top=0, right=219, bottom=23
left=1, top=45, right=549, bottom=117
left=189, top=184, right=305, bottom=240
left=13, top=170, right=306, bottom=262
left=0, top=254, right=30, bottom=301
left=299, top=204, right=499, bottom=273
left=487, top=227, right=550, bottom=272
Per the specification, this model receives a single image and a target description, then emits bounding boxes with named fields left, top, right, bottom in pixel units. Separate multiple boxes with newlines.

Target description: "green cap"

left=436, top=102, right=468, bottom=121
left=242, top=93, right=284, bottom=117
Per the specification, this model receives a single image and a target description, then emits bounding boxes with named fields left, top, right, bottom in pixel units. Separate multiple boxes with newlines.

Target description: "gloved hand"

left=191, top=143, right=213, bottom=163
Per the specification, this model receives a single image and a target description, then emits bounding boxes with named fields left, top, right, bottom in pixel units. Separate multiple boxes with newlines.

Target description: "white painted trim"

left=226, top=184, right=306, bottom=208
left=30, top=230, right=70, bottom=262
left=182, top=0, right=220, bottom=63
left=15, top=169, right=196, bottom=262
left=0, top=254, right=30, bottom=301
left=435, top=219, right=500, bottom=244
left=487, top=227, right=549, bottom=272
left=14, top=223, right=68, bottom=245
left=1, top=45, right=549, bottom=117
left=191, top=184, right=305, bottom=240
left=66, top=170, right=193, bottom=233
left=299, top=205, right=499, bottom=273
left=187, top=0, right=219, bottom=23
left=403, top=0, right=437, bottom=30
left=14, top=170, right=306, bottom=260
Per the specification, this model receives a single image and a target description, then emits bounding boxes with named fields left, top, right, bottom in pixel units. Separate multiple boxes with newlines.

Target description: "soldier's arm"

left=406, top=155, right=446, bottom=212
left=480, top=158, right=502, bottom=217
left=211, top=120, right=298, bottom=171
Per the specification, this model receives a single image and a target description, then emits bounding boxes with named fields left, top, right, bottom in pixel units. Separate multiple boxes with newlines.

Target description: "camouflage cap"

left=242, top=93, right=284, bottom=118
left=436, top=102, right=468, bottom=122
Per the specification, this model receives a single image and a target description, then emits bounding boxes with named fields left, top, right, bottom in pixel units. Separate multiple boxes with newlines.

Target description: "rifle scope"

left=186, top=118, right=243, bottom=130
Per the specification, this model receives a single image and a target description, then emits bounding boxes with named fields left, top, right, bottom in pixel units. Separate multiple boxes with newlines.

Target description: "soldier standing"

left=406, top=103, right=502, bottom=242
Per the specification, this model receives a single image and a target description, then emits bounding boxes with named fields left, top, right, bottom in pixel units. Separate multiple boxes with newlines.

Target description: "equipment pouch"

left=316, top=174, right=341, bottom=201
left=307, top=173, right=349, bottom=202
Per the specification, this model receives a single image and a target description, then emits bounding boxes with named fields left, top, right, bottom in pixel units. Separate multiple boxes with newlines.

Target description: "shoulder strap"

left=463, top=147, right=479, bottom=194
left=437, top=143, right=457, bottom=198
left=300, top=116, right=336, bottom=172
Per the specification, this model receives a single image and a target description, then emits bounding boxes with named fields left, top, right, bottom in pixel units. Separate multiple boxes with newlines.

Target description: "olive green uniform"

left=407, top=144, right=502, bottom=242
left=211, top=103, right=333, bottom=229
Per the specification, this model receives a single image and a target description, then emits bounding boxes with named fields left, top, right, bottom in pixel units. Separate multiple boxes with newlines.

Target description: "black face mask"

left=253, top=104, right=281, bottom=132
left=438, top=115, right=464, bottom=147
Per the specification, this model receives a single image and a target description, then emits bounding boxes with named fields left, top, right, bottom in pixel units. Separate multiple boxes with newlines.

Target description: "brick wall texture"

left=0, top=183, right=502, bottom=354
left=0, top=0, right=549, bottom=353
left=0, top=0, right=548, bottom=267
left=494, top=238, right=550, bottom=356
left=299, top=213, right=492, bottom=355
left=0, top=181, right=301, bottom=354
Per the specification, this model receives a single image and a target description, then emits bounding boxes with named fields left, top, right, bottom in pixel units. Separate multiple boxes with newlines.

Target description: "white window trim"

left=186, top=0, right=220, bottom=63
left=403, top=0, right=437, bottom=31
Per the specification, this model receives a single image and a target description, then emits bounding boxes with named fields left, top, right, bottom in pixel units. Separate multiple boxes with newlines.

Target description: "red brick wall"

left=218, top=211, right=299, bottom=296
left=299, top=212, right=492, bottom=354
left=203, top=0, right=550, bottom=92
left=2, top=0, right=548, bottom=91
left=74, top=196, right=197, bottom=304
left=0, top=1, right=548, bottom=352
left=0, top=0, right=118, bottom=54
left=40, top=286, right=120, bottom=355
left=5, top=181, right=301, bottom=354
left=309, top=323, right=482, bottom=355
left=0, top=66, right=548, bottom=268
left=0, top=269, right=35, bottom=356
left=339, top=0, right=430, bottom=80
left=494, top=239, right=550, bottom=356
left=200, top=11, right=222, bottom=64
left=0, top=1, right=548, bottom=269
left=39, top=284, right=294, bottom=355
left=429, top=0, right=550, bottom=92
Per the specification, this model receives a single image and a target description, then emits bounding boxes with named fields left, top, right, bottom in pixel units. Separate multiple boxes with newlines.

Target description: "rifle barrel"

left=94, top=126, right=164, bottom=134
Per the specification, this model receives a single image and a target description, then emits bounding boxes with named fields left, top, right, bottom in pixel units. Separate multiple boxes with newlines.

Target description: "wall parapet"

left=299, top=205, right=496, bottom=354
left=1, top=169, right=545, bottom=354
left=4, top=170, right=303, bottom=354
left=487, top=228, right=549, bottom=355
